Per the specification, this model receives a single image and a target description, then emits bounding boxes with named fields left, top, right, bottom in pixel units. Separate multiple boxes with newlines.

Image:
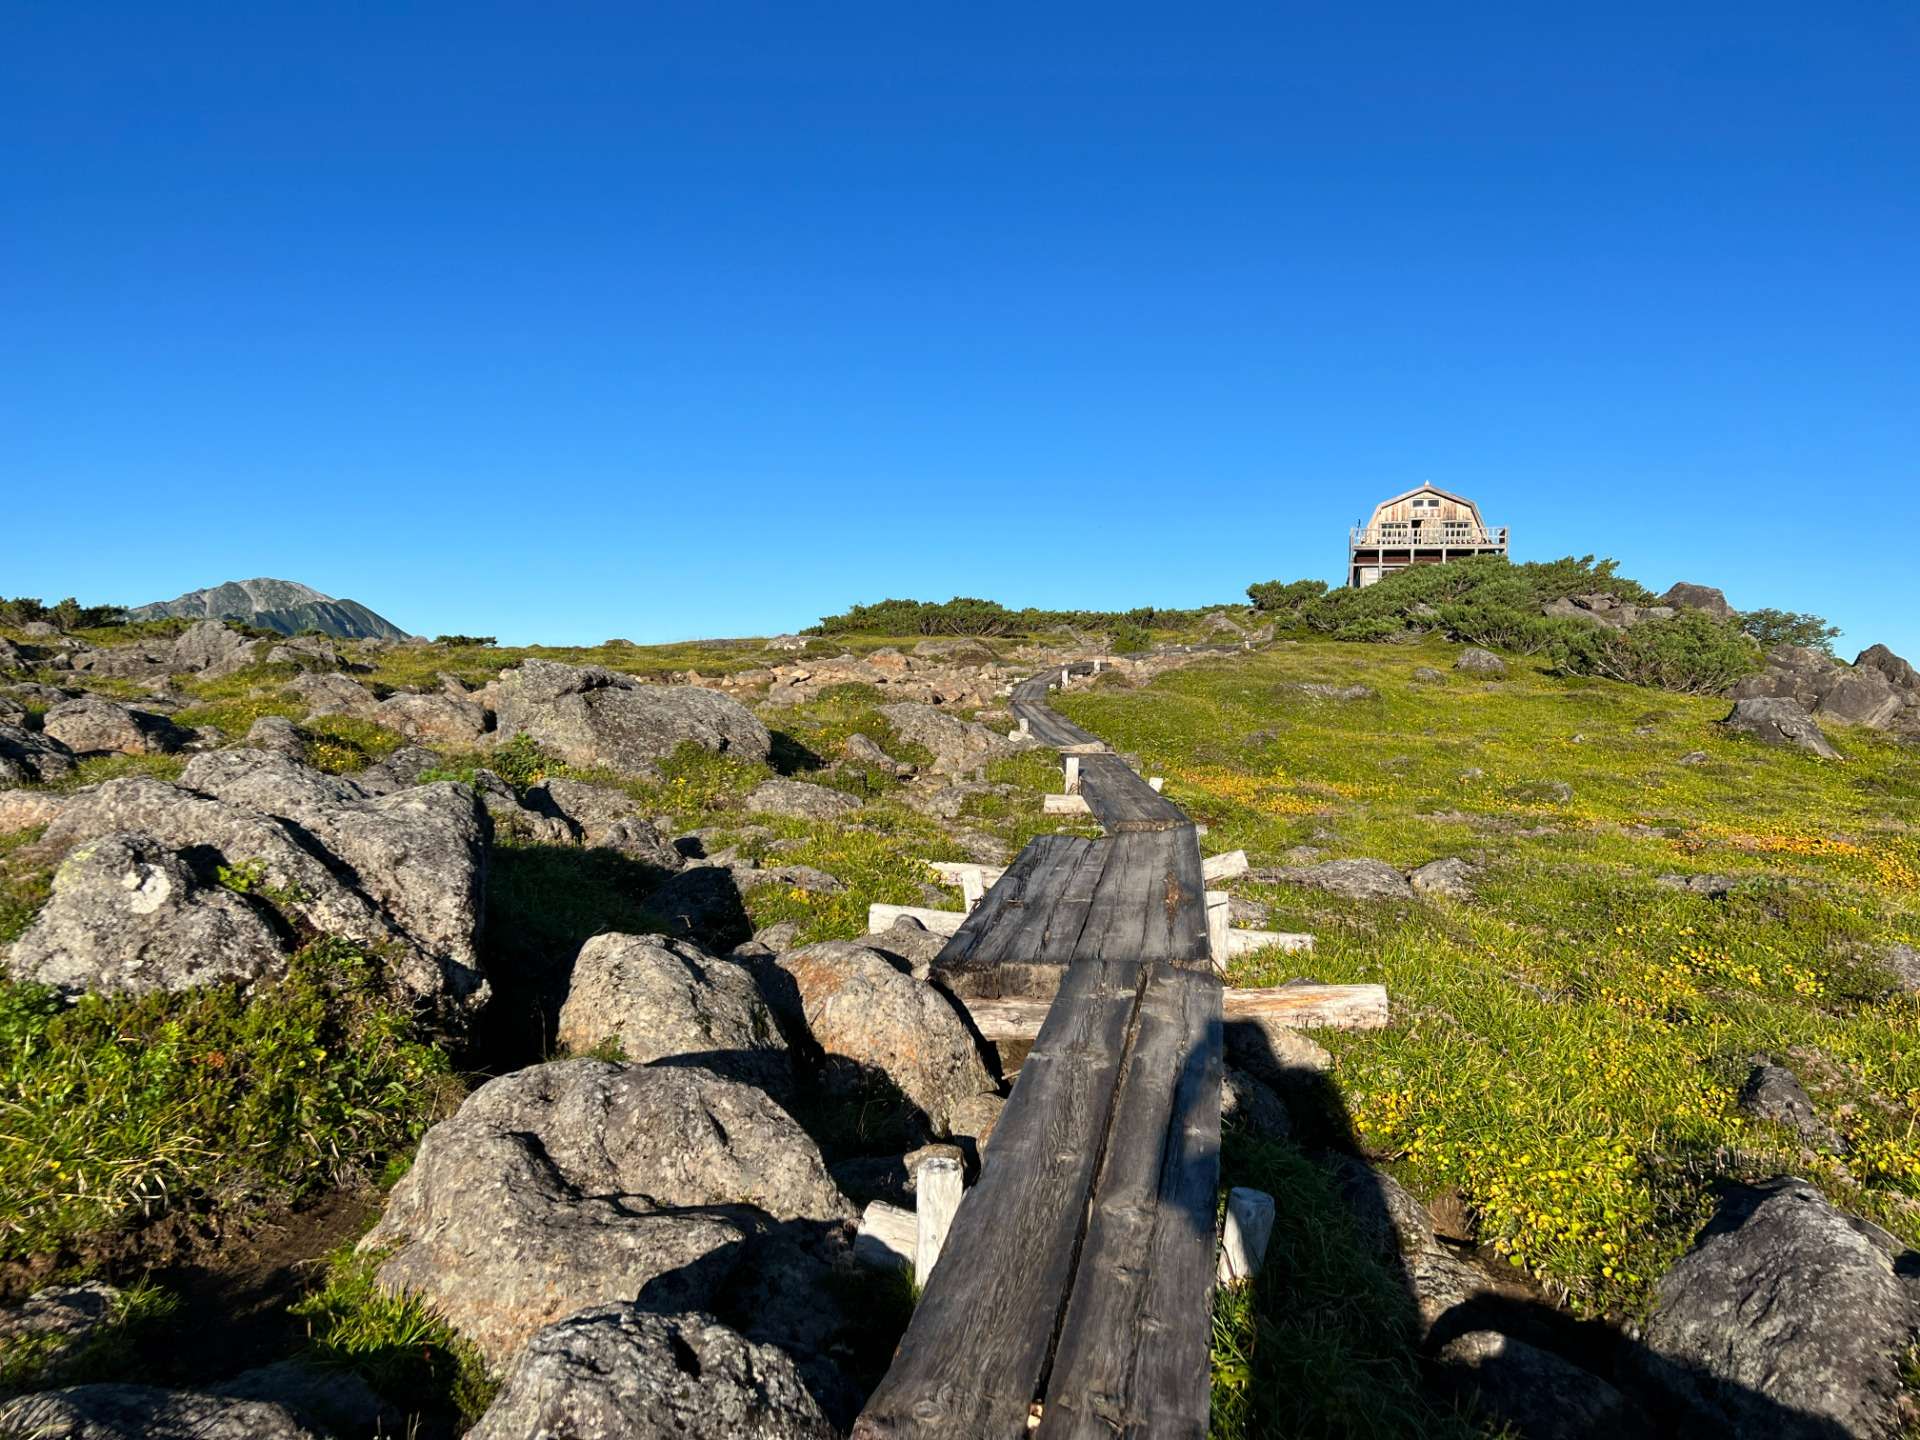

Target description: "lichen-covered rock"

left=746, top=777, right=863, bottom=820
left=879, top=701, right=1031, bottom=776
left=468, top=1305, right=836, bottom=1440
left=287, top=670, right=377, bottom=718
left=1721, top=697, right=1840, bottom=758
left=557, top=934, right=790, bottom=1094
left=0, top=1282, right=120, bottom=1381
left=0, top=721, right=76, bottom=786
left=360, top=1060, right=849, bottom=1364
left=1659, top=582, right=1736, bottom=620
left=777, top=940, right=995, bottom=1137
left=1220, top=1067, right=1292, bottom=1140
left=1455, top=647, right=1507, bottom=676
left=39, top=756, right=487, bottom=1022
left=6, top=833, right=288, bottom=997
left=1260, top=858, right=1415, bottom=902
left=170, top=620, right=267, bottom=678
left=243, top=714, right=308, bottom=759
left=1737, top=1063, right=1843, bottom=1152
left=376, top=691, right=490, bottom=747
left=641, top=864, right=757, bottom=951
left=528, top=777, right=685, bottom=869
left=42, top=697, right=185, bottom=757
left=353, top=745, right=444, bottom=795
left=0, top=1385, right=325, bottom=1440
left=1632, top=1177, right=1920, bottom=1440
left=1408, top=857, right=1476, bottom=901
left=495, top=659, right=770, bottom=775
left=1323, top=1155, right=1492, bottom=1335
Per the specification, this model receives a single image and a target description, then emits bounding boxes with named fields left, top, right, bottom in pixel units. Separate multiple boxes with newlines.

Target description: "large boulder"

left=287, top=670, right=378, bottom=718
left=1855, top=643, right=1920, bottom=692
left=878, top=701, right=1030, bottom=776
left=1659, top=582, right=1737, bottom=620
left=375, top=691, right=489, bottom=747
left=35, top=753, right=488, bottom=1022
left=746, top=778, right=863, bottom=821
left=1455, top=648, right=1507, bottom=676
left=41, top=696, right=185, bottom=757
left=495, top=659, right=770, bottom=775
left=170, top=620, right=267, bottom=678
left=1720, top=697, right=1840, bottom=759
left=360, top=1060, right=850, bottom=1365
left=467, top=1305, right=836, bottom=1440
left=0, top=1385, right=324, bottom=1440
left=1732, top=644, right=1920, bottom=736
left=1631, top=1178, right=1920, bottom=1440
left=641, top=864, right=756, bottom=951
left=776, top=940, right=995, bottom=1137
left=557, top=933, right=790, bottom=1094
left=0, top=722, right=76, bottom=785
left=6, top=832, right=288, bottom=997
left=1816, top=667, right=1904, bottom=729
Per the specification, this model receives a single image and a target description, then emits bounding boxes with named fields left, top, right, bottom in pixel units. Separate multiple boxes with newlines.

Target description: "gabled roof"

left=1365, top=482, right=1485, bottom=528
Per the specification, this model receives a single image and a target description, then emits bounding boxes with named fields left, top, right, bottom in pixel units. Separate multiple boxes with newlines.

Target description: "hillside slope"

left=128, top=578, right=410, bottom=640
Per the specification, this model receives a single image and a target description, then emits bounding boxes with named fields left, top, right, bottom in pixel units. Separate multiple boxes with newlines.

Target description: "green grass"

left=1210, top=1132, right=1489, bottom=1439
left=290, top=1246, right=496, bottom=1428
left=1058, top=639, right=1920, bottom=1324
left=0, top=828, right=52, bottom=945
left=0, top=938, right=460, bottom=1262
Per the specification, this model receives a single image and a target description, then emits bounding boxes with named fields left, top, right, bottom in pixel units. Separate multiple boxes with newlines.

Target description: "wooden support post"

left=1218, top=1187, right=1275, bottom=1285
left=906, top=1144, right=966, bottom=1289
left=1147, top=776, right=1164, bottom=793
left=1061, top=667, right=1070, bottom=686
left=1018, top=715, right=1031, bottom=736
left=959, top=870, right=985, bottom=910
left=1204, top=890, right=1231, bottom=972
left=868, top=903, right=967, bottom=936
left=855, top=1201, right=917, bottom=1272
left=1201, top=849, right=1249, bottom=883
left=1063, top=755, right=1080, bottom=793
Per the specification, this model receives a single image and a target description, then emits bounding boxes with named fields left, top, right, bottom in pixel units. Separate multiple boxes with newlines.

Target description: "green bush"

left=1740, top=608, right=1842, bottom=656
left=1245, top=578, right=1329, bottom=614
left=1550, top=610, right=1760, bottom=695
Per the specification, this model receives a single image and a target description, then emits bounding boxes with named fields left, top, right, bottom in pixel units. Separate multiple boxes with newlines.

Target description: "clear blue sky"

left=5, top=3, right=1916, bottom=652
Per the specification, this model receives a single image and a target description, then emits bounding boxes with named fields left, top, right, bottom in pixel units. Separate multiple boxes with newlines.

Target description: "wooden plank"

left=1075, top=753, right=1188, bottom=833
left=934, top=836, right=1110, bottom=998
left=1201, top=849, right=1248, bottom=883
left=956, top=983, right=1388, bottom=1042
left=1037, top=964, right=1224, bottom=1439
left=1227, top=928, right=1315, bottom=957
left=850, top=956, right=1146, bottom=1440
left=1073, top=828, right=1210, bottom=968
left=854, top=1201, right=916, bottom=1271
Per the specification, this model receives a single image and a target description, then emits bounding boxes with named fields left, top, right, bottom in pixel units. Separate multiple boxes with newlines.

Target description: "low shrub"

left=1550, top=611, right=1760, bottom=695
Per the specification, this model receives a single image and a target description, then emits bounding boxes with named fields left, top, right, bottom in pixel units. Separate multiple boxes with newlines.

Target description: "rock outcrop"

left=0, top=722, right=76, bottom=786
left=467, top=1305, right=836, bottom=1440
left=26, top=752, right=488, bottom=1021
left=6, top=832, right=289, bottom=997
left=360, top=1060, right=849, bottom=1364
left=879, top=701, right=1031, bottom=777
left=776, top=940, right=996, bottom=1138
left=1659, top=582, right=1737, bottom=620
left=1732, top=644, right=1920, bottom=736
left=0, top=1385, right=325, bottom=1440
left=1720, top=697, right=1840, bottom=758
left=556, top=933, right=791, bottom=1094
left=42, top=697, right=187, bottom=757
left=495, top=659, right=771, bottom=774
left=1632, top=1178, right=1920, bottom=1440
left=746, top=777, right=863, bottom=821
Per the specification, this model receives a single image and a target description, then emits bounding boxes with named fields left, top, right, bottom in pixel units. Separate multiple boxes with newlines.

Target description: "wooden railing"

left=1349, top=525, right=1507, bottom=547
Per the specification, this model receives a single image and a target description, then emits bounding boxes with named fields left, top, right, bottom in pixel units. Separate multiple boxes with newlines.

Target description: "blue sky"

left=5, top=3, right=1916, bottom=651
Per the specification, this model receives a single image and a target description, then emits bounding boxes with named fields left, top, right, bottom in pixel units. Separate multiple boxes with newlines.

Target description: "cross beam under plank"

left=849, top=954, right=1146, bottom=1440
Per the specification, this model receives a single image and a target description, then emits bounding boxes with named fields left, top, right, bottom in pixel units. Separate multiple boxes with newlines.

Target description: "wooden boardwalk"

left=854, top=665, right=1224, bottom=1440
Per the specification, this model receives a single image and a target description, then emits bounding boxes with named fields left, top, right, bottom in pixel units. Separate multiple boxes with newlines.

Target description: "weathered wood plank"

left=1075, top=753, right=1188, bottom=833
left=1037, top=964, right=1223, bottom=1439
left=1073, top=828, right=1210, bottom=968
left=956, top=982, right=1388, bottom=1041
left=933, top=833, right=1113, bottom=1006
left=850, top=956, right=1145, bottom=1440
left=866, top=903, right=966, bottom=936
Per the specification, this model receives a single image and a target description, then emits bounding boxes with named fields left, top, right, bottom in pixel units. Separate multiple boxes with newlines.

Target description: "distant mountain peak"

left=129, top=578, right=411, bottom=641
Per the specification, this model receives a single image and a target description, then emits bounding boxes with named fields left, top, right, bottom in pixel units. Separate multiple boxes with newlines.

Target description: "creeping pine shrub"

left=1739, top=608, right=1842, bottom=656
left=1245, top=578, right=1329, bottom=616
left=0, top=938, right=458, bottom=1259
left=1550, top=610, right=1761, bottom=695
